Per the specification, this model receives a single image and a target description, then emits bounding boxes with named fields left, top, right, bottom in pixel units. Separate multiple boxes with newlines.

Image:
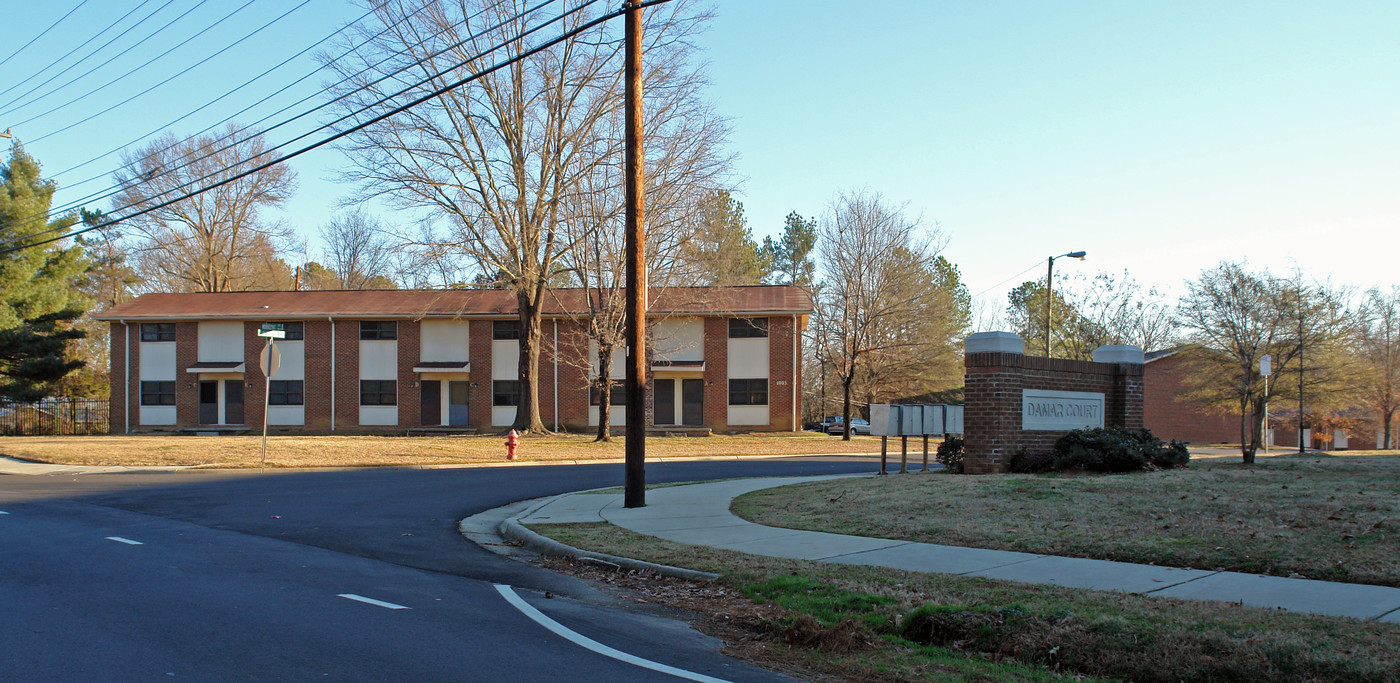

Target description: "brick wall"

left=1142, top=353, right=1239, bottom=443
left=468, top=320, right=493, bottom=429
left=397, top=320, right=421, bottom=429
left=108, top=322, right=129, bottom=433
left=768, top=315, right=797, bottom=431
left=702, top=317, right=729, bottom=431
left=334, top=320, right=360, bottom=430
left=964, top=351, right=1144, bottom=474
left=303, top=320, right=333, bottom=430
left=174, top=322, right=199, bottom=426
left=243, top=323, right=265, bottom=430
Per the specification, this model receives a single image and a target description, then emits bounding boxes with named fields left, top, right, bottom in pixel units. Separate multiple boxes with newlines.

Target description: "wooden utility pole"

left=623, top=1, right=648, bottom=508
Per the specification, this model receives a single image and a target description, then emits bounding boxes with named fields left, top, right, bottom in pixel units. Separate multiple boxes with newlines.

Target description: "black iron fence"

left=0, top=399, right=110, bottom=436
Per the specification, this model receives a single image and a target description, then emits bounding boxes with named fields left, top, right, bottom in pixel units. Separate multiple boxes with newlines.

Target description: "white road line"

left=337, top=593, right=410, bottom=610
left=494, top=584, right=732, bottom=683
left=0, top=510, right=9, bottom=514
left=105, top=536, right=142, bottom=545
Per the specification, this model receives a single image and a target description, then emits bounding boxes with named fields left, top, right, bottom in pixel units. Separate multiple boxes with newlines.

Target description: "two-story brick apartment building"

left=95, top=286, right=811, bottom=435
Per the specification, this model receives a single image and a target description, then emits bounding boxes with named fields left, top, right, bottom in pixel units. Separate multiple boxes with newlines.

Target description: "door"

left=199, top=381, right=218, bottom=424
left=224, top=380, right=243, bottom=424
left=681, top=378, right=703, bottom=426
left=420, top=381, right=441, bottom=426
left=654, top=379, right=675, bottom=425
left=448, top=381, right=470, bottom=426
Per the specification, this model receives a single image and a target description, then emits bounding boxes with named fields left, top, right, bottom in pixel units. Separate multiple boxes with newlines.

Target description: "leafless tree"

left=326, top=0, right=716, bottom=433
left=319, top=209, right=397, bottom=289
left=811, top=190, right=954, bottom=440
left=1176, top=262, right=1352, bottom=462
left=112, top=125, right=296, bottom=293
left=1354, top=286, right=1400, bottom=448
left=1071, top=270, right=1177, bottom=352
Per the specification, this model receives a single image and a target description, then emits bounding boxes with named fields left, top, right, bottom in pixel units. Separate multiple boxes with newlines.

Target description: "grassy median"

left=732, top=452, right=1400, bottom=586
left=0, top=432, right=884, bottom=468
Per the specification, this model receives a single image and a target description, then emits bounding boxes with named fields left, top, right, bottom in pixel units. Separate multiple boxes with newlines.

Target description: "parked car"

left=826, top=417, right=871, bottom=436
left=808, top=415, right=843, bottom=432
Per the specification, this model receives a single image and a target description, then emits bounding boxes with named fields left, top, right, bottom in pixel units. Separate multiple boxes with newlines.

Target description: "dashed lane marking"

left=338, top=594, right=410, bottom=610
left=494, top=584, right=732, bottom=683
left=105, top=536, right=142, bottom=545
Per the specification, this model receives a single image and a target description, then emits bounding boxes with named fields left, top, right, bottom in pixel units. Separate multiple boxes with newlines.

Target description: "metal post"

left=261, top=338, right=272, bottom=464
left=899, top=435, right=908, bottom=474
left=1298, top=302, right=1305, bottom=454
left=1044, top=256, right=1054, bottom=357
left=922, top=434, right=929, bottom=471
left=622, top=1, right=648, bottom=508
left=879, top=436, right=888, bottom=475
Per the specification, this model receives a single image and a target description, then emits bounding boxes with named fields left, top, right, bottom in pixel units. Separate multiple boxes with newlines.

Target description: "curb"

left=494, top=496, right=720, bottom=583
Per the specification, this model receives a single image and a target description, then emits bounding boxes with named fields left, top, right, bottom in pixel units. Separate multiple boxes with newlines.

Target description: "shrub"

left=1007, top=448, right=1054, bottom=473
left=935, top=437, right=964, bottom=473
left=1050, top=427, right=1188, bottom=473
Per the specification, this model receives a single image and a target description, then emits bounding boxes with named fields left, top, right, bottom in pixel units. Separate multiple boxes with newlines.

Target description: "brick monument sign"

left=962, top=332, right=1145, bottom=474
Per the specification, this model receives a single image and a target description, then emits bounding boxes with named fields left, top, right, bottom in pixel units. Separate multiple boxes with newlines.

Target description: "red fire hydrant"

left=505, top=429, right=520, bottom=460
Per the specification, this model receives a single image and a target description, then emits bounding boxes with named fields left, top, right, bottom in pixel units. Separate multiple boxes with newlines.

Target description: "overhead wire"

left=26, top=0, right=318, bottom=145
left=1, top=0, right=531, bottom=245
left=0, top=0, right=592, bottom=252
left=0, top=0, right=153, bottom=100
left=0, top=0, right=93, bottom=71
left=0, top=0, right=249, bottom=123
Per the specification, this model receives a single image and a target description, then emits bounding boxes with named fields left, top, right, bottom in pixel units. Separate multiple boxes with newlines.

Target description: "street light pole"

left=1044, top=251, right=1086, bottom=358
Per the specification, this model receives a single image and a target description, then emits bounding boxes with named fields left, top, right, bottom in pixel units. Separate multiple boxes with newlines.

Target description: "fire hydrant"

left=505, top=429, right=520, bottom=460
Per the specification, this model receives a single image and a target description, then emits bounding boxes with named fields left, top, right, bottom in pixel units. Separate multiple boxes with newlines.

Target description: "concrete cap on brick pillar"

left=1092, top=344, right=1145, bottom=364
left=965, top=331, right=1024, bottom=354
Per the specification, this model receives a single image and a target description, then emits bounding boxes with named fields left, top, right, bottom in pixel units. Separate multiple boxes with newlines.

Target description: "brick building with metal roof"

left=95, top=286, right=812, bottom=435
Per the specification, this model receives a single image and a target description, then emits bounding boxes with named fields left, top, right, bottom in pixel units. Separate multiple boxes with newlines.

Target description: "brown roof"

left=95, top=286, right=814, bottom=321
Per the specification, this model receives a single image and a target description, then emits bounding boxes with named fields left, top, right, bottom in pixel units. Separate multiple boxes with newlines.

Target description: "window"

left=140, top=323, right=176, bottom=342
left=589, top=384, right=627, bottom=406
left=728, top=318, right=768, bottom=338
left=268, top=380, right=304, bottom=405
left=140, top=381, right=176, bottom=405
left=359, top=380, right=397, bottom=405
left=265, top=322, right=304, bottom=341
left=360, top=321, right=397, bottom=340
left=492, top=380, right=520, bottom=406
left=728, top=378, right=768, bottom=406
left=493, top=320, right=521, bottom=340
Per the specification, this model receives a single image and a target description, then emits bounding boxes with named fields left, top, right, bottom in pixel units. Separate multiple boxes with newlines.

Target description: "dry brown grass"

left=535, top=521, right=1400, bottom=683
left=0, top=432, right=883, bottom=468
left=733, top=451, right=1400, bottom=586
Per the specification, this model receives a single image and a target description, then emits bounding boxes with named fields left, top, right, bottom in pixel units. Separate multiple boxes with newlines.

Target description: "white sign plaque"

left=1022, top=389, right=1104, bottom=431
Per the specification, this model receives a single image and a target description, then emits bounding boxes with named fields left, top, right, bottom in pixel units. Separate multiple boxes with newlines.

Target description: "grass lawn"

left=534, top=522, right=1400, bottom=683
left=0, top=432, right=883, bottom=468
left=732, top=452, right=1400, bottom=587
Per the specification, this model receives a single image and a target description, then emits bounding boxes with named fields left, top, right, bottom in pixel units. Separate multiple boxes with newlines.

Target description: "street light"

left=1045, top=250, right=1086, bottom=357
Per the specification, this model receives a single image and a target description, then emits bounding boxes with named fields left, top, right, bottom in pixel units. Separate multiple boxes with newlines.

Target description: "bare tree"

left=1072, top=270, right=1177, bottom=352
left=320, top=209, right=397, bottom=289
left=811, top=190, right=952, bottom=440
left=112, top=125, right=296, bottom=293
left=326, top=0, right=715, bottom=433
left=1176, top=262, right=1351, bottom=462
left=1356, top=286, right=1400, bottom=449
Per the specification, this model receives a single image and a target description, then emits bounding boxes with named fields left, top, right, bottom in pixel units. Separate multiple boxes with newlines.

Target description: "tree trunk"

left=595, top=343, right=613, bottom=442
left=1238, top=394, right=1254, bottom=464
left=513, top=291, right=548, bottom=434
left=841, top=375, right=854, bottom=442
left=1385, top=410, right=1394, bottom=450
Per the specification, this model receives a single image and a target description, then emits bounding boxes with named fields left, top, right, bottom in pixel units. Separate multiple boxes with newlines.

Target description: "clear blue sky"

left=5, top=0, right=1396, bottom=316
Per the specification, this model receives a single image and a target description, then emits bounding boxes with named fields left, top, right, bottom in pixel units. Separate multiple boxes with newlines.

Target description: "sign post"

left=257, top=324, right=285, bottom=464
left=1260, top=354, right=1272, bottom=455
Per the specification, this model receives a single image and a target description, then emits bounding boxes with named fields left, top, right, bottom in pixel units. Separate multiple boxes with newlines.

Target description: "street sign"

left=1260, top=354, right=1271, bottom=376
left=258, top=323, right=285, bottom=339
left=259, top=343, right=281, bottom=378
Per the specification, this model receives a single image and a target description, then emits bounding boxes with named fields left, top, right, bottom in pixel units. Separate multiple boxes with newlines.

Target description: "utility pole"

left=1044, top=251, right=1086, bottom=357
left=1298, top=290, right=1305, bottom=454
left=623, top=0, right=647, bottom=508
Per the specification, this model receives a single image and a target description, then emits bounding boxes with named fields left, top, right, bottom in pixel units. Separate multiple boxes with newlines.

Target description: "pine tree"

left=0, top=142, right=89, bottom=401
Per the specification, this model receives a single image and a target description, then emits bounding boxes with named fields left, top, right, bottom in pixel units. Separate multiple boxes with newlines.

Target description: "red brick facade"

left=964, top=350, right=1144, bottom=474
left=101, top=289, right=809, bottom=435
left=1142, top=352, right=1239, bottom=444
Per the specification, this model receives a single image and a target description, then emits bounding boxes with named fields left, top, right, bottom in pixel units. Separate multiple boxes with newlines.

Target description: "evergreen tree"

left=678, top=190, right=770, bottom=285
left=0, top=142, right=89, bottom=401
left=761, top=211, right=818, bottom=286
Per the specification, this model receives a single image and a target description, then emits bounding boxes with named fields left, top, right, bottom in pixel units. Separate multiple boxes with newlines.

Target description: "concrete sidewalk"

left=0, top=456, right=192, bottom=476
left=517, top=475, right=1400, bottom=623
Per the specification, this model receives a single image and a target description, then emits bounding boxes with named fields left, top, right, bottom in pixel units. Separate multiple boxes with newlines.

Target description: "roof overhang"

left=185, top=361, right=245, bottom=373
left=413, top=361, right=471, bottom=373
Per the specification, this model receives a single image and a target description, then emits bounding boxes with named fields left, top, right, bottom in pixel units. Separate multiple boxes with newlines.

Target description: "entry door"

left=199, top=381, right=218, bottom=424
left=681, top=379, right=703, bottom=426
left=420, top=381, right=441, bottom=426
left=448, top=381, right=470, bottom=426
left=224, top=380, right=244, bottom=424
left=654, top=379, right=675, bottom=425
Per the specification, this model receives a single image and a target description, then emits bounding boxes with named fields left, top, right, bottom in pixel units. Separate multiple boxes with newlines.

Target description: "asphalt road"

left=0, top=456, right=878, bottom=682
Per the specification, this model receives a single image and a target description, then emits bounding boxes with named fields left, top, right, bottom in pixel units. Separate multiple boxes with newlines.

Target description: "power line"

left=0, top=0, right=158, bottom=101
left=0, top=0, right=536, bottom=246
left=1, top=0, right=632, bottom=257
left=972, top=260, right=1045, bottom=299
left=0, top=0, right=92, bottom=71
left=27, top=0, right=318, bottom=145
left=1, top=0, right=249, bottom=123
left=0, top=0, right=598, bottom=253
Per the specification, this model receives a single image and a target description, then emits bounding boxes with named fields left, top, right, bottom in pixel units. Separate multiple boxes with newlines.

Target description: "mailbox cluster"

left=868, top=404, right=964, bottom=437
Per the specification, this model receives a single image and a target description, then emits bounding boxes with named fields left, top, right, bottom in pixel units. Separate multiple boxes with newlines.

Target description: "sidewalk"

left=0, top=456, right=192, bottom=476
left=515, top=475, right=1400, bottom=623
